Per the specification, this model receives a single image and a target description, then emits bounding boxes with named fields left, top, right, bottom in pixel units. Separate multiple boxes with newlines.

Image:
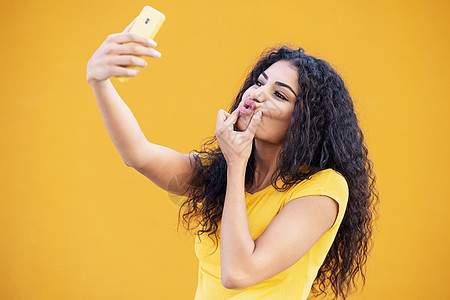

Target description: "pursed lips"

left=240, top=98, right=258, bottom=115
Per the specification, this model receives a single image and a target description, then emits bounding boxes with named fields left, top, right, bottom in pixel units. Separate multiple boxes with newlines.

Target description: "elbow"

left=221, top=272, right=248, bottom=290
left=123, top=158, right=135, bottom=168
left=123, top=153, right=143, bottom=168
left=221, top=276, right=239, bottom=290
left=123, top=152, right=147, bottom=169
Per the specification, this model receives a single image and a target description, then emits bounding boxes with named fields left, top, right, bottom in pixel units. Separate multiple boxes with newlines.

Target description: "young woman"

left=87, top=18, right=379, bottom=300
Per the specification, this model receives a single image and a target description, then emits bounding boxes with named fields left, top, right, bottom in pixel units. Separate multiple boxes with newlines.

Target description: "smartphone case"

left=116, top=6, right=165, bottom=83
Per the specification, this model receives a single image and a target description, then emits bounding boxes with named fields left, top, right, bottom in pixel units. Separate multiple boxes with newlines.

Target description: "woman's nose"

left=251, top=86, right=269, bottom=103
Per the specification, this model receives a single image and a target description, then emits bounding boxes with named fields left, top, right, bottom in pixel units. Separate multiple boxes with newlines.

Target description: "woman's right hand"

left=86, top=16, right=162, bottom=84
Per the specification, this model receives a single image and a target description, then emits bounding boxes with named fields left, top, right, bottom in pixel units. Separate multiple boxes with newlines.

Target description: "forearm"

left=89, top=79, right=148, bottom=166
left=220, top=163, right=255, bottom=284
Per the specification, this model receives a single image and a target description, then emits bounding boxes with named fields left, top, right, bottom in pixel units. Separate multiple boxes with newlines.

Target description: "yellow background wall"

left=1, top=0, right=449, bottom=299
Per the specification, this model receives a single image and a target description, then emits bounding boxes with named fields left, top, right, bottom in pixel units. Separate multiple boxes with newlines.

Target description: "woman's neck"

left=247, top=140, right=283, bottom=193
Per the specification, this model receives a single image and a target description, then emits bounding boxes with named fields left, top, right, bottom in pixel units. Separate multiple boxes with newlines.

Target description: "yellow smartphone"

left=116, top=5, right=165, bottom=83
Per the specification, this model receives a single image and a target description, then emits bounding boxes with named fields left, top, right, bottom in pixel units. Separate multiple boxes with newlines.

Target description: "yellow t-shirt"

left=168, top=157, right=349, bottom=300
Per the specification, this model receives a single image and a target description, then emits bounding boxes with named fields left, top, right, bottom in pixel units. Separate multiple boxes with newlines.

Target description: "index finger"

left=216, top=109, right=228, bottom=128
left=110, top=31, right=157, bottom=47
left=223, top=105, right=240, bottom=127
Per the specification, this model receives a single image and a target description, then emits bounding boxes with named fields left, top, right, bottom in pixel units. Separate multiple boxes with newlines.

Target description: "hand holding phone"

left=86, top=6, right=165, bottom=85
left=116, top=6, right=166, bottom=83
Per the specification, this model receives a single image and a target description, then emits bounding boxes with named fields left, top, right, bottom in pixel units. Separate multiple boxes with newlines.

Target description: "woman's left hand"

left=215, top=106, right=262, bottom=166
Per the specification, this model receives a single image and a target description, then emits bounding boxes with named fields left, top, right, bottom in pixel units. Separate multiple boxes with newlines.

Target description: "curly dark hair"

left=175, top=45, right=379, bottom=299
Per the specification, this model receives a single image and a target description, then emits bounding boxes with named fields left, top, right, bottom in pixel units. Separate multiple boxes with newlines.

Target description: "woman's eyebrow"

left=261, top=71, right=298, bottom=98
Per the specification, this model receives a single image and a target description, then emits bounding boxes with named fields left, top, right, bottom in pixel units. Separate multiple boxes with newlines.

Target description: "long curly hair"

left=176, top=45, right=379, bottom=299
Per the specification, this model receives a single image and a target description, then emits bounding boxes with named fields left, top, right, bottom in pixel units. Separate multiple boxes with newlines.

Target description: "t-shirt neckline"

left=245, top=178, right=283, bottom=196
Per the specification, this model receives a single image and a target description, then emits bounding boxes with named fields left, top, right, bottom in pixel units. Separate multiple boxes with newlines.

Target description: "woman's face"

left=236, top=60, right=300, bottom=145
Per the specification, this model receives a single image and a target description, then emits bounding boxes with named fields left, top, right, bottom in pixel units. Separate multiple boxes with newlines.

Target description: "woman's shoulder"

left=304, top=168, right=348, bottom=192
left=282, top=168, right=349, bottom=206
left=310, top=168, right=346, bottom=182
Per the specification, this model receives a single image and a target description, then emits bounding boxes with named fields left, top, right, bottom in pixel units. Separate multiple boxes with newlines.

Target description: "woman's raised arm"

left=86, top=18, right=196, bottom=197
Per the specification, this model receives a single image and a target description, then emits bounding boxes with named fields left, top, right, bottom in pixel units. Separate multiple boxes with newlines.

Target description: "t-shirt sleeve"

left=168, top=191, right=189, bottom=207
left=167, top=152, right=210, bottom=207
left=282, top=169, right=349, bottom=231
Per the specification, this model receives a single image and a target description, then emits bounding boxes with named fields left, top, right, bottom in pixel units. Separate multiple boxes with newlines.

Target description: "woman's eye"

left=255, top=80, right=288, bottom=100
left=275, top=91, right=287, bottom=100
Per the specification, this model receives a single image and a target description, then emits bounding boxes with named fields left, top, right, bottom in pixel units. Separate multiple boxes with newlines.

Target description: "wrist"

left=88, top=78, right=110, bottom=88
left=227, top=161, right=247, bottom=175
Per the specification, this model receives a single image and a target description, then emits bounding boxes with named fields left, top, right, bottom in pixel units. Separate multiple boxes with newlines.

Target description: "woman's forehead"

left=262, top=61, right=300, bottom=93
left=264, top=60, right=297, bottom=76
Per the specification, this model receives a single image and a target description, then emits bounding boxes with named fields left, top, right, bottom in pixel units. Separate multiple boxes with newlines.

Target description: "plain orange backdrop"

left=0, top=0, right=449, bottom=299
